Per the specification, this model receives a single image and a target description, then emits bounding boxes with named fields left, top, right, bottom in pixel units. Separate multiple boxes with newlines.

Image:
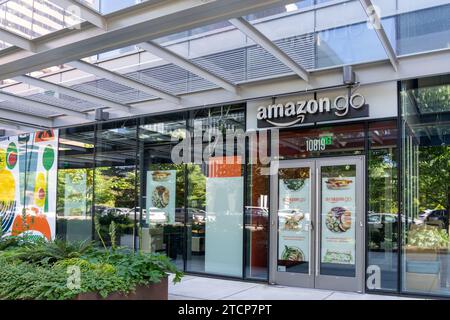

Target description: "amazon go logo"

left=256, top=94, right=366, bottom=127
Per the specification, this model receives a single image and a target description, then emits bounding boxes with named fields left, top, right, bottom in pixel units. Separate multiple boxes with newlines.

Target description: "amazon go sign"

left=256, top=93, right=368, bottom=128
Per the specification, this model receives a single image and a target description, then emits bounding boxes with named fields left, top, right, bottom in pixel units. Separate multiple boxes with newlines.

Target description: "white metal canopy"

left=0, top=0, right=447, bottom=135
left=229, top=17, right=310, bottom=82
left=359, top=0, right=399, bottom=72
left=138, top=41, right=239, bottom=95
left=13, top=75, right=132, bottom=113
left=67, top=60, right=181, bottom=105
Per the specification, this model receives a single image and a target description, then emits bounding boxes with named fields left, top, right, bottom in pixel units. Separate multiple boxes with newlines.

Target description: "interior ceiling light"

left=285, top=3, right=298, bottom=12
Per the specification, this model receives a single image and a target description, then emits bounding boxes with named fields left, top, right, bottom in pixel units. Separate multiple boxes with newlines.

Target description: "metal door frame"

left=314, top=156, right=365, bottom=293
left=269, top=159, right=316, bottom=288
left=269, top=156, right=365, bottom=293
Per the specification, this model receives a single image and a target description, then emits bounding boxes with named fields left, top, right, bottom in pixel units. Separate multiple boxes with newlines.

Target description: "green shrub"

left=0, top=236, right=183, bottom=300
left=0, top=258, right=132, bottom=300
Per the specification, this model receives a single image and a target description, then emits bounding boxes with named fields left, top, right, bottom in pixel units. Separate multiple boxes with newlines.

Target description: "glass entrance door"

left=270, top=156, right=365, bottom=292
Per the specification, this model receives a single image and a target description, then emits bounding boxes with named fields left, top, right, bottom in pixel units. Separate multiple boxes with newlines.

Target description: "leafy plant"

left=0, top=235, right=38, bottom=251
left=2, top=239, right=94, bottom=265
left=407, top=225, right=449, bottom=249
left=0, top=236, right=183, bottom=300
left=109, top=221, right=117, bottom=252
left=0, top=258, right=128, bottom=300
left=94, top=215, right=107, bottom=250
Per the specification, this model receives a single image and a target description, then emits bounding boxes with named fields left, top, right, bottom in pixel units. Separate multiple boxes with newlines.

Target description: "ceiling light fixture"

left=285, top=3, right=298, bottom=12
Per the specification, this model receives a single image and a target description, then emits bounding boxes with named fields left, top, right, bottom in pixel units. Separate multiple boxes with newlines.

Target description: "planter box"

left=405, top=272, right=439, bottom=292
left=405, top=247, right=438, bottom=261
left=74, top=277, right=168, bottom=300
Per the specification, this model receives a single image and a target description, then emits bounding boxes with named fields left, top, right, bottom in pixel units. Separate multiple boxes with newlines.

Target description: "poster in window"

left=277, top=175, right=311, bottom=270
left=146, top=170, right=176, bottom=224
left=321, top=175, right=356, bottom=265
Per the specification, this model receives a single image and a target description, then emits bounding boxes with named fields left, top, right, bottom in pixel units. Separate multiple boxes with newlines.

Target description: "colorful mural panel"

left=0, top=130, right=58, bottom=240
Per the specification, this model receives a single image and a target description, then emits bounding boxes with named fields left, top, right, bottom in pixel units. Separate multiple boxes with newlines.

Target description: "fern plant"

left=4, top=239, right=94, bottom=265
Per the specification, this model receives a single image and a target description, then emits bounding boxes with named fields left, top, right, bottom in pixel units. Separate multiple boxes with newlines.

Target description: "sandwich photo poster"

left=146, top=170, right=176, bottom=224
left=277, top=176, right=311, bottom=271
left=321, top=176, right=356, bottom=265
left=0, top=130, right=58, bottom=240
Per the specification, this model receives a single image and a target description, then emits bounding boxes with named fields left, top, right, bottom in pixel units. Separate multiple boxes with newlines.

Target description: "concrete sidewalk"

left=169, top=275, right=420, bottom=300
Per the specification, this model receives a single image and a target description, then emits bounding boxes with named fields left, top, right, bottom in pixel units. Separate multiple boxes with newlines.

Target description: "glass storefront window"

left=57, top=125, right=95, bottom=242
left=367, top=121, right=398, bottom=291
left=245, top=132, right=270, bottom=280
left=138, top=113, right=187, bottom=270
left=185, top=105, right=246, bottom=277
left=94, top=120, right=138, bottom=250
left=401, top=75, right=450, bottom=296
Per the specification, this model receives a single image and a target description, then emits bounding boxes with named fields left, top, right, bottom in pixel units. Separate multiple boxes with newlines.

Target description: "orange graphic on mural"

left=34, top=130, right=55, bottom=143
left=11, top=207, right=52, bottom=240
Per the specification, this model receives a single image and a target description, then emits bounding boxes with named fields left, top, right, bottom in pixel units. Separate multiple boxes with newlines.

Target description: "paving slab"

left=169, top=276, right=424, bottom=300
left=325, top=292, right=418, bottom=300
left=169, top=294, right=205, bottom=300
left=169, top=276, right=260, bottom=300
left=169, top=274, right=197, bottom=283
left=223, top=284, right=333, bottom=300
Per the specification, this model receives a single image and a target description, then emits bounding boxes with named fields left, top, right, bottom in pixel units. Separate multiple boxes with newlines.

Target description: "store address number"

left=306, top=136, right=333, bottom=152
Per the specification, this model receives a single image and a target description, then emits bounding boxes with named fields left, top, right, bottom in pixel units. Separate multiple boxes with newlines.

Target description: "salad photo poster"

left=277, top=174, right=310, bottom=270
left=0, top=130, right=58, bottom=240
left=321, top=176, right=356, bottom=265
left=146, top=170, right=176, bottom=224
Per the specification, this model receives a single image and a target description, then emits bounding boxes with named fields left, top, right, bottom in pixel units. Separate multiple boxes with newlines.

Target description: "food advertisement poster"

left=0, top=130, right=58, bottom=240
left=321, top=176, right=356, bottom=265
left=146, top=170, right=176, bottom=224
left=277, top=176, right=310, bottom=271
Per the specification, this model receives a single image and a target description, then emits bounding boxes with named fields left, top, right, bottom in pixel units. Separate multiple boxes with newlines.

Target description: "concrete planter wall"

left=74, top=277, right=168, bottom=300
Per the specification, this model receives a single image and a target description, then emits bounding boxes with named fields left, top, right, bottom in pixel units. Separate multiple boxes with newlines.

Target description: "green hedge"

left=0, top=236, right=183, bottom=300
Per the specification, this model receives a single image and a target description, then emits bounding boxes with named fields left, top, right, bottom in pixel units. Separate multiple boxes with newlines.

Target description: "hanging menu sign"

left=277, top=173, right=310, bottom=272
left=321, top=174, right=356, bottom=265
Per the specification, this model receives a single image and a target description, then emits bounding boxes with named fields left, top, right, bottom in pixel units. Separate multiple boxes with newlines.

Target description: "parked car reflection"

left=417, top=209, right=449, bottom=230
left=100, top=207, right=131, bottom=217
left=368, top=212, right=401, bottom=250
left=132, top=206, right=167, bottom=225
left=174, top=207, right=207, bottom=224
left=245, top=206, right=268, bottom=231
